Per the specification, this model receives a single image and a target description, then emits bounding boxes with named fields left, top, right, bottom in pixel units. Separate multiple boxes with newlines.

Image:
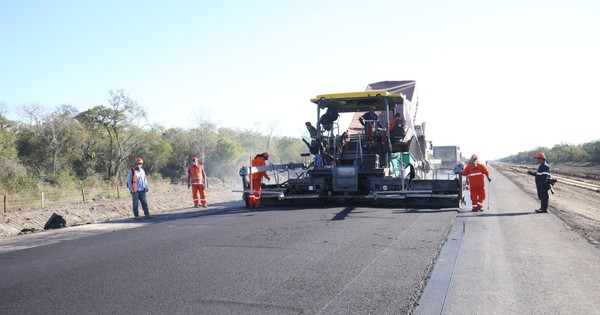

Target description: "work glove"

left=187, top=183, right=191, bottom=189
left=145, top=188, right=149, bottom=192
left=488, top=178, right=492, bottom=182
left=130, top=191, right=133, bottom=195
left=266, top=176, right=271, bottom=181
left=527, top=170, right=534, bottom=175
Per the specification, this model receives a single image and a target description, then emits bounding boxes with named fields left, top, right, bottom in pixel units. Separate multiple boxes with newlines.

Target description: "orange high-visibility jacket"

left=251, top=156, right=268, bottom=181
left=462, top=163, right=490, bottom=188
left=130, top=168, right=137, bottom=192
left=188, top=165, right=206, bottom=184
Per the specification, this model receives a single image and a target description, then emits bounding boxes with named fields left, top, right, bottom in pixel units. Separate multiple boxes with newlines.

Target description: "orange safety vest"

left=462, top=163, right=489, bottom=188
left=188, top=165, right=205, bottom=184
left=130, top=168, right=138, bottom=192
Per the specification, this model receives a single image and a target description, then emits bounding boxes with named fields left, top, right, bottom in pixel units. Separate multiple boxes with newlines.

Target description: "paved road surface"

left=0, top=201, right=456, bottom=314
left=415, top=165, right=600, bottom=314
left=2, top=165, right=599, bottom=314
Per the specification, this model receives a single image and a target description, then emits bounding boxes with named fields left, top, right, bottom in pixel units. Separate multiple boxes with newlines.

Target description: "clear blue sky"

left=1, top=0, right=599, bottom=160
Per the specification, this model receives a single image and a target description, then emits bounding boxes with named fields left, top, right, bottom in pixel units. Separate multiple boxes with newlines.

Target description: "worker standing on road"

left=527, top=152, right=551, bottom=213
left=127, top=157, right=152, bottom=219
left=462, top=154, right=491, bottom=212
left=249, top=152, right=270, bottom=209
left=187, top=157, right=208, bottom=208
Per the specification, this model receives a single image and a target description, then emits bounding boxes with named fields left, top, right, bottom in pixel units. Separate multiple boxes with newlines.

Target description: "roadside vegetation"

left=2, top=90, right=598, bottom=197
left=0, top=90, right=307, bottom=196
left=499, top=142, right=600, bottom=166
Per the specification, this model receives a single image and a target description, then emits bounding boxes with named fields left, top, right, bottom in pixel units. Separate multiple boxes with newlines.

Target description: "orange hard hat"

left=135, top=157, right=144, bottom=164
left=262, top=152, right=270, bottom=160
left=191, top=157, right=198, bottom=162
left=535, top=152, right=546, bottom=160
left=471, top=154, right=478, bottom=161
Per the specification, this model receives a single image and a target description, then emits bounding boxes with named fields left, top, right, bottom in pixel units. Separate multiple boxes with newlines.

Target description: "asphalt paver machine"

left=239, top=81, right=465, bottom=208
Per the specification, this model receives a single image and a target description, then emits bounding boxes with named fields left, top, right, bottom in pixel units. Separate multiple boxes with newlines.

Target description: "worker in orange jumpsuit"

left=249, top=152, right=270, bottom=209
left=462, top=154, right=491, bottom=211
left=187, top=157, right=208, bottom=208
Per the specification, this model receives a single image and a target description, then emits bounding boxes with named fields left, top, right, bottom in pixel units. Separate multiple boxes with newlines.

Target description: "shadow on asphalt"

left=458, top=211, right=537, bottom=217
left=101, top=201, right=463, bottom=226
left=99, top=200, right=252, bottom=225
left=331, top=206, right=459, bottom=221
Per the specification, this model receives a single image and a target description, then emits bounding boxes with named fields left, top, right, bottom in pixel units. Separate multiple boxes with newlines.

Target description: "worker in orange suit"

left=462, top=154, right=491, bottom=212
left=249, top=152, right=270, bottom=209
left=389, top=112, right=406, bottom=138
left=187, top=157, right=208, bottom=208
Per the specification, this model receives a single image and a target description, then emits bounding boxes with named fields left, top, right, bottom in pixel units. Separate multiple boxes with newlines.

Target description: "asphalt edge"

left=413, top=214, right=467, bottom=315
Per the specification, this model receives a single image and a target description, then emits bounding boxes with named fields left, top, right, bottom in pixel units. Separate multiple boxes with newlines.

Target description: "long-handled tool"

left=487, top=180, right=492, bottom=210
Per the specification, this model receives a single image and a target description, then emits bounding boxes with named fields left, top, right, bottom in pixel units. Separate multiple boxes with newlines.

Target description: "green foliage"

left=131, top=128, right=173, bottom=175
left=105, top=191, right=119, bottom=199
left=4, top=89, right=598, bottom=195
left=499, top=140, right=600, bottom=165
left=0, top=159, right=36, bottom=193
left=209, top=136, right=244, bottom=179
left=582, top=140, right=600, bottom=163
left=270, top=136, right=305, bottom=164
left=50, top=171, right=78, bottom=189
left=75, top=90, right=148, bottom=181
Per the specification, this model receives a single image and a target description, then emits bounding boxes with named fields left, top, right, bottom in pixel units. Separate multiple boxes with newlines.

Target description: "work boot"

left=542, top=200, right=548, bottom=211
left=535, top=200, right=549, bottom=213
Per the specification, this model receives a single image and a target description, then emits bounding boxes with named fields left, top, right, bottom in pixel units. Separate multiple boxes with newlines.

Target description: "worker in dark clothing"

left=359, top=105, right=378, bottom=126
left=319, top=107, right=339, bottom=131
left=527, top=152, right=551, bottom=213
left=389, top=112, right=406, bottom=138
left=359, top=105, right=382, bottom=143
left=305, top=121, right=318, bottom=138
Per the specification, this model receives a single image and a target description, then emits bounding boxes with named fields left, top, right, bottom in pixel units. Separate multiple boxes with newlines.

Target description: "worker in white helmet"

left=462, top=154, right=491, bottom=212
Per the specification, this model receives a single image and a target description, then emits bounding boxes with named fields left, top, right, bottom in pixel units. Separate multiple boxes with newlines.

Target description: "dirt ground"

left=1, top=166, right=599, bottom=249
left=0, top=180, right=243, bottom=238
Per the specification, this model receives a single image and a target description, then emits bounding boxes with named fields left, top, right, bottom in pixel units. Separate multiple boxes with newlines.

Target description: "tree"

left=17, top=103, right=46, bottom=126
left=0, top=102, right=17, bottom=160
left=271, top=136, right=305, bottom=164
left=265, top=121, right=279, bottom=151
left=190, top=121, right=219, bottom=164
left=39, top=105, right=86, bottom=177
left=0, top=105, right=36, bottom=192
left=582, top=140, right=600, bottom=164
left=75, top=90, right=148, bottom=181
left=131, top=128, right=173, bottom=175
left=160, top=127, right=196, bottom=182
left=209, top=136, right=244, bottom=180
